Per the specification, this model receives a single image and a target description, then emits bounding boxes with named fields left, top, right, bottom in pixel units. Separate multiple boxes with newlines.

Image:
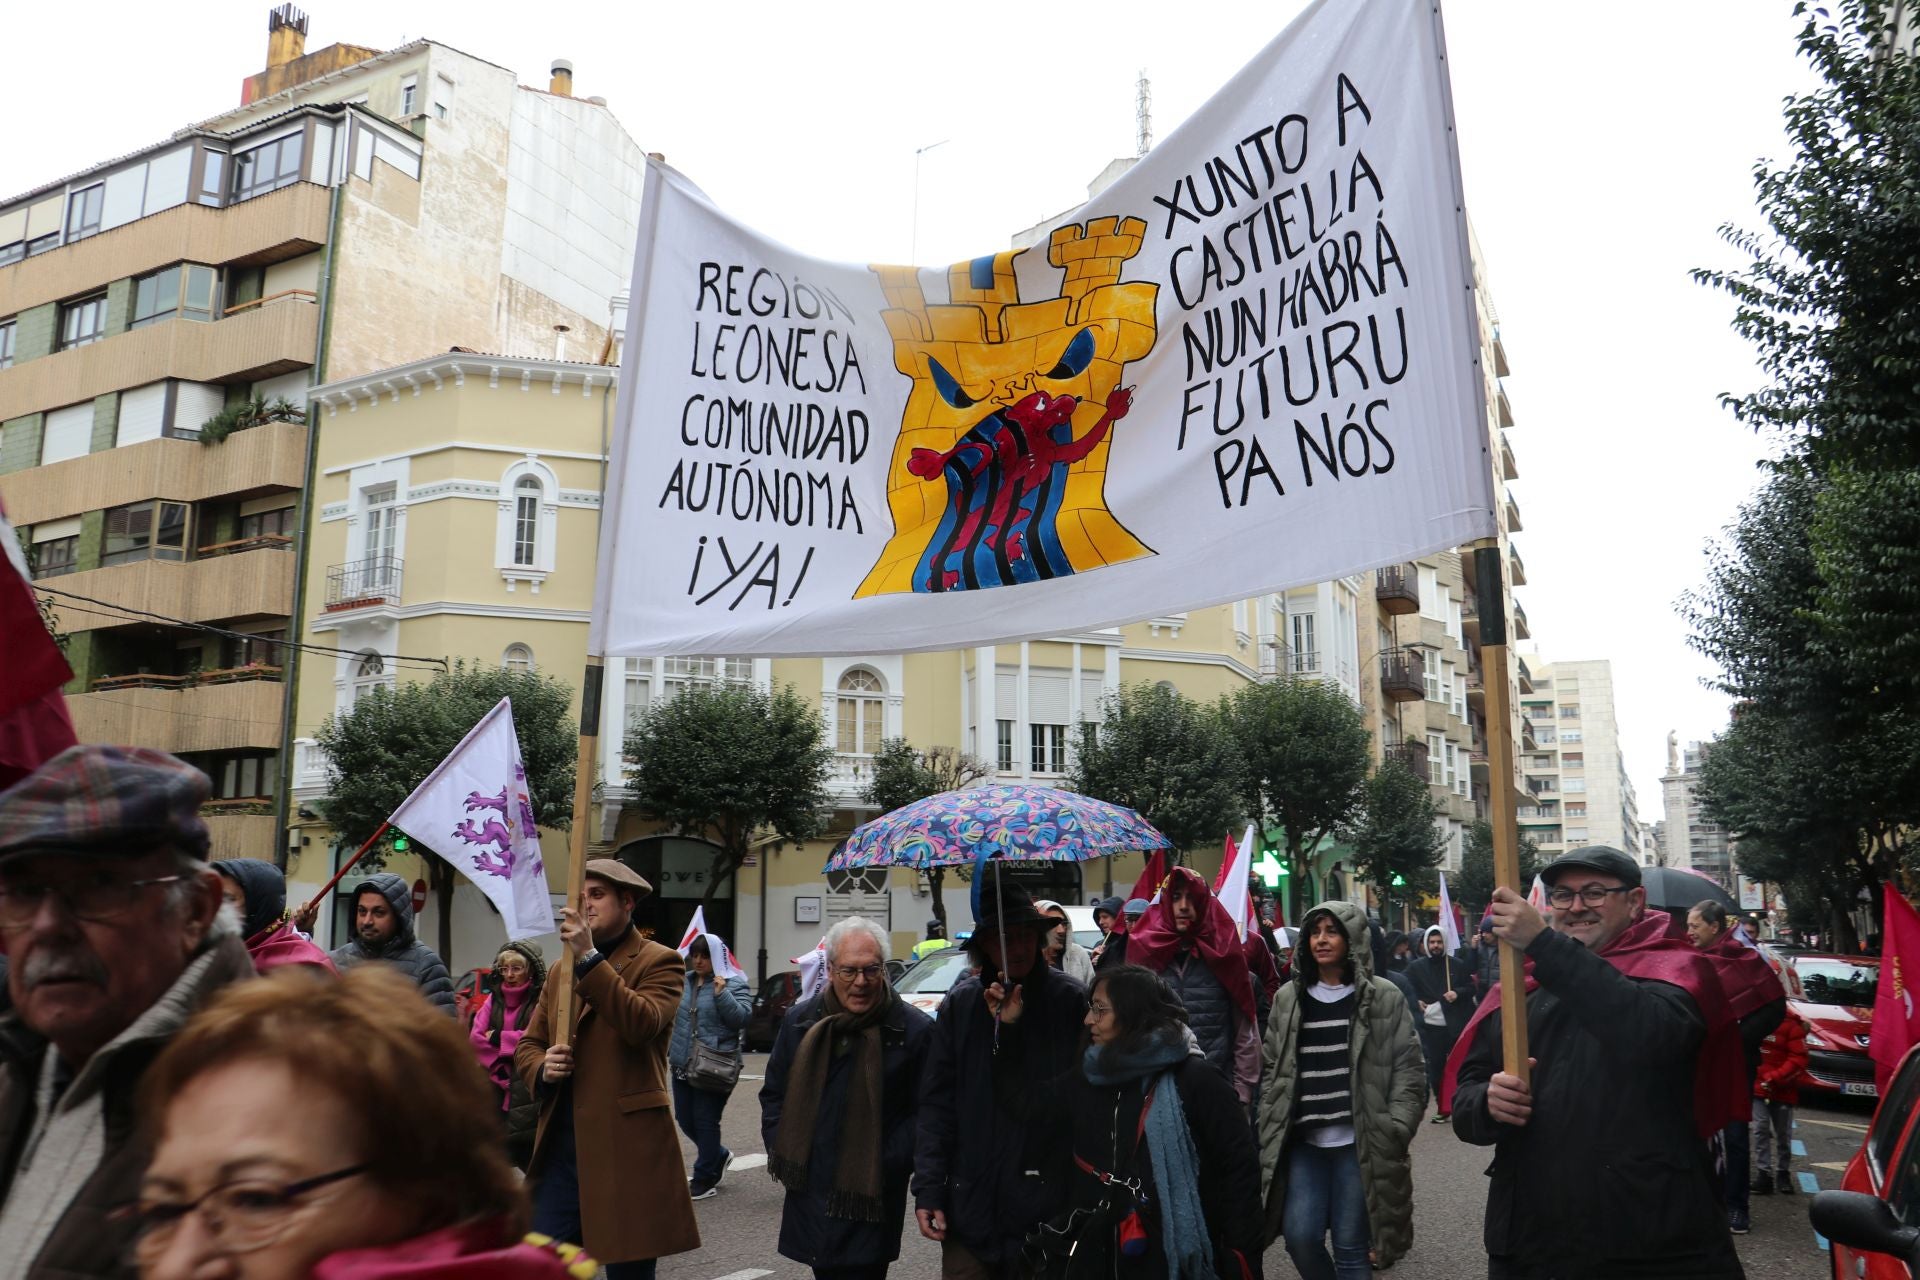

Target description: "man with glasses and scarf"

left=0, top=746, right=252, bottom=1278
left=1442, top=847, right=1748, bottom=1279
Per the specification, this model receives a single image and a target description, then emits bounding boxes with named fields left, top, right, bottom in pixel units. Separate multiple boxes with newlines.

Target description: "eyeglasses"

left=1087, top=1001, right=1114, bottom=1017
left=834, top=964, right=884, bottom=983
left=1546, top=885, right=1634, bottom=909
left=120, top=1164, right=367, bottom=1261
left=0, top=873, right=185, bottom=932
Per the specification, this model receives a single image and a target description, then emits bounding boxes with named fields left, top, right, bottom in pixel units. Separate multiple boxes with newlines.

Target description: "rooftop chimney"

left=267, top=5, right=309, bottom=70
left=550, top=59, right=574, bottom=96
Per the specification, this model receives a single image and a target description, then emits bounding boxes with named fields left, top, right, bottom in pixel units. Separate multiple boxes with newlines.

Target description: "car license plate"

left=1842, top=1082, right=1879, bottom=1097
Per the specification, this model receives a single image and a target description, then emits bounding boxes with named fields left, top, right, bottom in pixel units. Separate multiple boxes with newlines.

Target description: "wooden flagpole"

left=550, top=657, right=604, bottom=1047
left=1472, top=539, right=1530, bottom=1084
left=295, top=820, right=391, bottom=922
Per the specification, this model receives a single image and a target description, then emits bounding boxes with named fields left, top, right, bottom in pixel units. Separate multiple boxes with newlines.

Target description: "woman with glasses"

left=669, top=931, right=753, bottom=1200
left=132, top=965, right=597, bottom=1278
left=986, top=963, right=1264, bottom=1280
left=467, top=940, right=548, bottom=1169
left=761, top=916, right=933, bottom=1280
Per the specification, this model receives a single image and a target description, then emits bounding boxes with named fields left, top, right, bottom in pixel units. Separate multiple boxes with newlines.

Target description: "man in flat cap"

left=516, top=858, right=699, bottom=1279
left=1444, top=847, right=1748, bottom=1279
left=0, top=745, right=252, bottom=1278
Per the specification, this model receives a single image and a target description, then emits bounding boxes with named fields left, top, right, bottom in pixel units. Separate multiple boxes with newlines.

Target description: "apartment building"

left=3, top=8, right=644, bottom=858
left=1662, top=738, right=1731, bottom=884
left=1514, top=657, right=1644, bottom=859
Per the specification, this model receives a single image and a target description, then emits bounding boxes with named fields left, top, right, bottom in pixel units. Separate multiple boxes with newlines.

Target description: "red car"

left=1784, top=953, right=1883, bottom=1100
left=1812, top=1041, right=1920, bottom=1278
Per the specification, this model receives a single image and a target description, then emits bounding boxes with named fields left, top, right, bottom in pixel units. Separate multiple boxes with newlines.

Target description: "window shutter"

left=1029, top=669, right=1070, bottom=723
left=1079, top=673, right=1104, bottom=720
left=995, top=669, right=1018, bottom=711
left=116, top=383, right=168, bottom=447
left=40, top=404, right=95, bottom=464
left=173, top=383, right=226, bottom=439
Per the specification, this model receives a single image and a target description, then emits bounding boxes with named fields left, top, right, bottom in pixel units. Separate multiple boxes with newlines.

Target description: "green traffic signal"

left=391, top=832, right=410, bottom=852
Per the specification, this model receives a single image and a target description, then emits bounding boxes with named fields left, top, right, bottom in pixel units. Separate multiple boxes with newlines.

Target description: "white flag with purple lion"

left=389, top=697, right=554, bottom=942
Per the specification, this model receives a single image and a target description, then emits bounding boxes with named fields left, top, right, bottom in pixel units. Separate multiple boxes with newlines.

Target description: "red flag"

left=1870, top=887, right=1920, bottom=1094
left=0, top=502, right=75, bottom=788
left=1110, top=850, right=1168, bottom=939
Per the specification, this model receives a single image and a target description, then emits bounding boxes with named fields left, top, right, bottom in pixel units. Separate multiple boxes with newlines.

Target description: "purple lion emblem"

left=452, top=765, right=543, bottom=880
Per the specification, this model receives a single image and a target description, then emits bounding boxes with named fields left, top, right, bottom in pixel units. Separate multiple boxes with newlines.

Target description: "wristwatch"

left=575, top=949, right=605, bottom=978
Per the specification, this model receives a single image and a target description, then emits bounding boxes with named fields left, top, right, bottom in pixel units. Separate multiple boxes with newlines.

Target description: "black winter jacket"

left=912, top=963, right=1087, bottom=1263
left=996, top=1037, right=1265, bottom=1280
left=1452, top=928, right=1745, bottom=1279
left=1158, top=949, right=1235, bottom=1084
left=328, top=873, right=456, bottom=1012
left=760, top=994, right=934, bottom=1267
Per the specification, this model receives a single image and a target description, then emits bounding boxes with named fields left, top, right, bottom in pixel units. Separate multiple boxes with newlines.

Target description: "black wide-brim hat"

left=969, top=873, right=1053, bottom=935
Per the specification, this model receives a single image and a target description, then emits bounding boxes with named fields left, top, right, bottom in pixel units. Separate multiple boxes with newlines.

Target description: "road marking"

left=1799, top=1117, right=1869, bottom=1133
left=1792, top=1139, right=1808, bottom=1156
left=1803, top=1172, right=1827, bottom=1251
left=739, top=1073, right=765, bottom=1081
left=729, top=1153, right=768, bottom=1171
left=710, top=1270, right=773, bottom=1280
left=1813, top=1161, right=1850, bottom=1172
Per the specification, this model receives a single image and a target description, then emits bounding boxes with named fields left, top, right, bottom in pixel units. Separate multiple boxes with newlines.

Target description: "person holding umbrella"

left=912, top=876, right=1087, bottom=1280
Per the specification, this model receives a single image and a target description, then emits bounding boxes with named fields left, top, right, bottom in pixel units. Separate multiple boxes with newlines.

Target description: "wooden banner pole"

left=1472, top=541, right=1530, bottom=1085
left=551, top=657, right=604, bottom=1048
left=295, top=820, right=391, bottom=922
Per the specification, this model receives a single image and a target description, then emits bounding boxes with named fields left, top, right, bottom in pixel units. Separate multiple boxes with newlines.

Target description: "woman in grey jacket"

left=671, top=934, right=753, bottom=1198
left=1256, top=901, right=1426, bottom=1278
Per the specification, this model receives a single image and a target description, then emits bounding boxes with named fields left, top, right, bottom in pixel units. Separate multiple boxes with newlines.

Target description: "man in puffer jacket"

left=329, top=872, right=457, bottom=1012
left=1258, top=900, right=1426, bottom=1274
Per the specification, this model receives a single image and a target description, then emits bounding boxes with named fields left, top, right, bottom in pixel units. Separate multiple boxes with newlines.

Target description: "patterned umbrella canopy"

left=824, top=783, right=1172, bottom=872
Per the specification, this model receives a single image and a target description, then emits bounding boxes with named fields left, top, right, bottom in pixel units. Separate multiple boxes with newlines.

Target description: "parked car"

left=895, top=945, right=975, bottom=1018
left=1811, top=1041, right=1920, bottom=1279
left=1063, top=905, right=1103, bottom=952
left=453, top=967, right=490, bottom=1025
left=744, top=970, right=802, bottom=1052
left=1787, top=953, right=1882, bottom=1100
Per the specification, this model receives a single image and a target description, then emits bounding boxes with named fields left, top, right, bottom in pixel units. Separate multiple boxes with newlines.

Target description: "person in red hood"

left=1444, top=847, right=1748, bottom=1280
left=134, top=966, right=596, bottom=1280
left=1686, top=900, right=1786, bottom=1234
left=1123, top=866, right=1260, bottom=1104
left=212, top=858, right=335, bottom=976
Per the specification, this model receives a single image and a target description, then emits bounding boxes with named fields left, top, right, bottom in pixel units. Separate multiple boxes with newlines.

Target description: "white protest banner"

left=592, top=0, right=1493, bottom=658
left=1215, top=824, right=1256, bottom=943
left=677, top=905, right=748, bottom=983
left=388, top=698, right=554, bottom=942
left=793, top=937, right=828, bottom=1002
left=1437, top=871, right=1463, bottom=955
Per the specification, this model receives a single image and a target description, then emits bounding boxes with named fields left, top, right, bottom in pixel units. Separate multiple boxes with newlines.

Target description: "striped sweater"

left=1293, top=984, right=1357, bottom=1140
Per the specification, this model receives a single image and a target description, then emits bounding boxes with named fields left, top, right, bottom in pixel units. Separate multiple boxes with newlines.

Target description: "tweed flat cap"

left=583, top=858, right=652, bottom=896
left=0, top=745, right=211, bottom=862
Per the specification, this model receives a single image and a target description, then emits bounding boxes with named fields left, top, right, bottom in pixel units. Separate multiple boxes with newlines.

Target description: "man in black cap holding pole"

left=912, top=873, right=1086, bottom=1280
left=1445, top=846, right=1747, bottom=1279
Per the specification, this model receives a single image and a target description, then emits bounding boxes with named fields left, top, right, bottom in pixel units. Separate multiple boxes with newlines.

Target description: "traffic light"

left=391, top=832, right=410, bottom=853
left=1390, top=873, right=1406, bottom=887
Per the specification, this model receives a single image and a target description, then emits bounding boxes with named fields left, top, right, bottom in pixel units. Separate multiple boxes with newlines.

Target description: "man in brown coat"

left=517, top=858, right=700, bottom=1278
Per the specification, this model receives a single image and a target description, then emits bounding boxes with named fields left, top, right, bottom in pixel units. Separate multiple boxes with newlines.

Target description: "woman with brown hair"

left=130, top=966, right=597, bottom=1279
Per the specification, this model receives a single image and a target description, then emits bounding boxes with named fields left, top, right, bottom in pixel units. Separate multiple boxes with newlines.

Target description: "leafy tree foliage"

left=1337, top=761, right=1446, bottom=922
left=1224, top=678, right=1371, bottom=899
left=624, top=682, right=833, bottom=908
left=1069, top=681, right=1245, bottom=858
left=1455, top=820, right=1542, bottom=918
left=863, top=739, right=990, bottom=932
left=314, top=661, right=576, bottom=957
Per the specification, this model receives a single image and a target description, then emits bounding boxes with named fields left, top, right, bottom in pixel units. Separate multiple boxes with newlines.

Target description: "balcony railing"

left=1384, top=741, right=1429, bottom=779
left=1379, top=647, right=1425, bottom=703
left=1513, top=598, right=1531, bottom=638
left=1291, top=648, right=1322, bottom=675
left=1374, top=563, right=1419, bottom=616
left=324, top=555, right=402, bottom=611
left=197, top=533, right=294, bottom=558
left=90, top=664, right=283, bottom=693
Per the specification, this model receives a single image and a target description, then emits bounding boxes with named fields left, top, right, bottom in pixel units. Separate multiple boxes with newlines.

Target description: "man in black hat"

left=1449, top=847, right=1746, bottom=1279
left=0, top=745, right=253, bottom=1278
left=912, top=875, right=1086, bottom=1280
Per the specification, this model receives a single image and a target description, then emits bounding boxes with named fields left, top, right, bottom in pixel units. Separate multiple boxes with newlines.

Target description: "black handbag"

left=680, top=987, right=742, bottom=1092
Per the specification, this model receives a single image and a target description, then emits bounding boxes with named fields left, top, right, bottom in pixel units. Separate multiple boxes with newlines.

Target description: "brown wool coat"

left=515, top=930, right=701, bottom=1264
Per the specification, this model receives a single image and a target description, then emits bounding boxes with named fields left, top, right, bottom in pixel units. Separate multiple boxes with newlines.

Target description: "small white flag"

left=793, top=937, right=828, bottom=1001
left=388, top=698, right=552, bottom=942
left=1437, top=871, right=1462, bottom=955
left=1526, top=874, right=1550, bottom=915
left=677, top=905, right=747, bottom=983
left=1215, top=824, right=1257, bottom=943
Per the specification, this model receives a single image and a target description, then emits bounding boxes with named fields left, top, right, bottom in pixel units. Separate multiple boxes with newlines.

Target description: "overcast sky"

left=2, top=1, right=1815, bottom=820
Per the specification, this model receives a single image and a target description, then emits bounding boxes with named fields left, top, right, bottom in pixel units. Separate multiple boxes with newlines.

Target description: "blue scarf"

left=1083, top=1030, right=1212, bottom=1280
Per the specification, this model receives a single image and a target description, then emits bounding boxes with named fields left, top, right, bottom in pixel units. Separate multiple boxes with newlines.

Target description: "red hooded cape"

left=1123, top=865, right=1258, bottom=1023
left=1439, top=909, right=1749, bottom=1137
left=1693, top=923, right=1786, bottom=1022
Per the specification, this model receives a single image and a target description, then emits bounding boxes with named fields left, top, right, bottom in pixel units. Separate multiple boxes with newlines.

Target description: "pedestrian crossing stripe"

left=1791, top=1139, right=1807, bottom=1157
left=1799, top=1117, right=1869, bottom=1133
left=1804, top=1172, right=1827, bottom=1251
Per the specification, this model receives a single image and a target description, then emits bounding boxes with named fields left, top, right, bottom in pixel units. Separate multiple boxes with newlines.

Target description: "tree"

left=1337, top=761, right=1446, bottom=923
left=625, top=682, right=833, bottom=909
left=1224, top=678, right=1371, bottom=901
left=1070, top=682, right=1245, bottom=859
left=1454, top=819, right=1542, bottom=919
left=314, top=661, right=577, bottom=959
left=863, top=739, right=990, bottom=933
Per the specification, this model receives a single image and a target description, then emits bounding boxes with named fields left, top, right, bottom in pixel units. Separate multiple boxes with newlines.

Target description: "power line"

left=33, top=583, right=451, bottom=674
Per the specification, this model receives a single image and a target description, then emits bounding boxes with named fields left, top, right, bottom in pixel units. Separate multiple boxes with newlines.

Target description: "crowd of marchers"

left=0, top=743, right=1795, bottom=1280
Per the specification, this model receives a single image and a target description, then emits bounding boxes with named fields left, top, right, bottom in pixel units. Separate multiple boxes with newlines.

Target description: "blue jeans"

left=530, top=1098, right=658, bottom=1280
left=1282, top=1141, right=1371, bottom=1280
left=673, top=1075, right=733, bottom=1186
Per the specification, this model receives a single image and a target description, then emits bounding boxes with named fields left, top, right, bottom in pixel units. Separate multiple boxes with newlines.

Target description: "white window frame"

left=496, top=457, right=559, bottom=591
left=400, top=76, right=418, bottom=116
left=1426, top=732, right=1445, bottom=786
left=502, top=643, right=534, bottom=674
left=835, top=668, right=886, bottom=756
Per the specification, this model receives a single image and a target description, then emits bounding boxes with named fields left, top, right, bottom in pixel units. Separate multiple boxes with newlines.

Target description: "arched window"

left=351, top=650, right=387, bottom=705
left=502, top=643, right=534, bottom=674
left=512, top=476, right=541, bottom=567
left=836, top=668, right=884, bottom=755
